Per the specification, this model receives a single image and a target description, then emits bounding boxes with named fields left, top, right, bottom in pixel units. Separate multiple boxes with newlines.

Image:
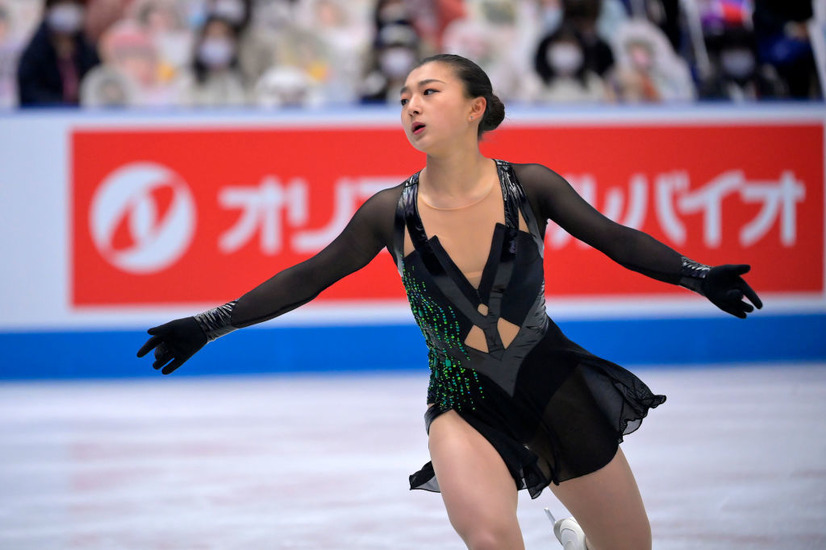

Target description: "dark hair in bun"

left=415, top=53, right=505, bottom=138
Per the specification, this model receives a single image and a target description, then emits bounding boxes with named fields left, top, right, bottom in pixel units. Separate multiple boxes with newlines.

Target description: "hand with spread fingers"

left=679, top=258, right=762, bottom=319
left=136, top=317, right=208, bottom=375
left=137, top=301, right=237, bottom=374
left=701, top=264, right=763, bottom=319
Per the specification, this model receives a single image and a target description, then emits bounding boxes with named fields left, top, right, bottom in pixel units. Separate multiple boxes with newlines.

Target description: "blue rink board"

left=1, top=313, right=824, bottom=380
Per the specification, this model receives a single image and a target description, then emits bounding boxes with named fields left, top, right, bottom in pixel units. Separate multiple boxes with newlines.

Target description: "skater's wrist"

left=193, top=301, right=238, bottom=342
left=678, top=257, right=710, bottom=295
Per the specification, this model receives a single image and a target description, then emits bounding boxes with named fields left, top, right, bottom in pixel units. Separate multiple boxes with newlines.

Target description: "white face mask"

left=380, top=47, right=415, bottom=79
left=47, top=3, right=85, bottom=34
left=198, top=37, right=235, bottom=68
left=720, top=48, right=755, bottom=79
left=547, top=43, right=583, bottom=76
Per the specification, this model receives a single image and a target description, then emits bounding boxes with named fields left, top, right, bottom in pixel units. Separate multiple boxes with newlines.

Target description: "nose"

left=406, top=94, right=422, bottom=115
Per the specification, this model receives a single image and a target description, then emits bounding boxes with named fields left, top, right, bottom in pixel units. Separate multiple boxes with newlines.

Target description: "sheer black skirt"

left=409, top=317, right=666, bottom=499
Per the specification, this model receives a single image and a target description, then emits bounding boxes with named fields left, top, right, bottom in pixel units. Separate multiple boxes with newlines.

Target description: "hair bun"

left=481, top=93, right=505, bottom=134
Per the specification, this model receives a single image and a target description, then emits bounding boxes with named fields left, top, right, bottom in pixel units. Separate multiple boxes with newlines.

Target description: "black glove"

left=137, top=317, right=208, bottom=375
left=701, top=264, right=763, bottom=319
left=137, top=301, right=238, bottom=375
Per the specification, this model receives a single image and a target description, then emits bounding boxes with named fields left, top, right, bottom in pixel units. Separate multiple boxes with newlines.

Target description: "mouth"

left=411, top=122, right=426, bottom=135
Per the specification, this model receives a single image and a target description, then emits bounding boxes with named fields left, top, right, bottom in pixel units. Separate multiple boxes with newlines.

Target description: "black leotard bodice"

left=393, top=160, right=551, bottom=409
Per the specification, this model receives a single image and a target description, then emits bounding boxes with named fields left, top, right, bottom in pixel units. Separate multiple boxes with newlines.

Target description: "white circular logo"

left=90, top=162, right=196, bottom=274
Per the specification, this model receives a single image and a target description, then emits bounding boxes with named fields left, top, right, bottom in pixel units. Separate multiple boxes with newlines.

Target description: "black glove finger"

left=153, top=356, right=173, bottom=370
left=714, top=294, right=747, bottom=318
left=137, top=335, right=162, bottom=358
left=723, top=292, right=755, bottom=317
left=146, top=323, right=169, bottom=336
left=740, top=281, right=763, bottom=309
left=152, top=344, right=173, bottom=370
left=722, top=304, right=748, bottom=319
left=162, top=358, right=185, bottom=375
left=731, top=264, right=751, bottom=276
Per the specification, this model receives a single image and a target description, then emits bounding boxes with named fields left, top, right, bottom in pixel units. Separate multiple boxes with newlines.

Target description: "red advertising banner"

left=72, top=121, right=823, bottom=307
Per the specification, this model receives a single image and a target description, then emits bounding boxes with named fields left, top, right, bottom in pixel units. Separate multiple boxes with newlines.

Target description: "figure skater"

left=138, top=54, right=761, bottom=550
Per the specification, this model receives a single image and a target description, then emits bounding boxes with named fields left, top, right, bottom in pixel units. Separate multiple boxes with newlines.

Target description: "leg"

left=428, top=410, right=525, bottom=550
left=549, top=447, right=651, bottom=550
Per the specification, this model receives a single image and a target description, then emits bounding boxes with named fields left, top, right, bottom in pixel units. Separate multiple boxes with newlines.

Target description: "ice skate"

left=544, top=508, right=587, bottom=550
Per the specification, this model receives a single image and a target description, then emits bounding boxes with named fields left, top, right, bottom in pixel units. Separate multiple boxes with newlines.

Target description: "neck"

left=422, top=146, right=491, bottom=198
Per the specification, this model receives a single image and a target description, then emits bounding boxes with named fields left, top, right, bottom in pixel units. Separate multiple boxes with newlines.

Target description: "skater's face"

left=399, top=61, right=485, bottom=154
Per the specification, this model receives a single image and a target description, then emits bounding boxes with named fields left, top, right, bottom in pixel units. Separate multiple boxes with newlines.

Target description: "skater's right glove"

left=679, top=259, right=763, bottom=319
left=136, top=301, right=238, bottom=375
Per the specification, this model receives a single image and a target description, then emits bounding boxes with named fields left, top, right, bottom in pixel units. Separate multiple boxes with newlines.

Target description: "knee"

left=463, top=526, right=522, bottom=550
left=585, top=522, right=651, bottom=550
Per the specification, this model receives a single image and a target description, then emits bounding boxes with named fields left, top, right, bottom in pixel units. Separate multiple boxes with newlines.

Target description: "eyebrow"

left=399, top=78, right=446, bottom=95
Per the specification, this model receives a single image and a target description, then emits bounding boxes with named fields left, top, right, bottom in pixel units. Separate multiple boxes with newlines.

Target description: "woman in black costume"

left=138, top=54, right=761, bottom=550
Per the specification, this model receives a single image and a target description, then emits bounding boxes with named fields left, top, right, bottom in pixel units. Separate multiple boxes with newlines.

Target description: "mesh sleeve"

left=228, top=184, right=403, bottom=328
left=513, top=163, right=683, bottom=284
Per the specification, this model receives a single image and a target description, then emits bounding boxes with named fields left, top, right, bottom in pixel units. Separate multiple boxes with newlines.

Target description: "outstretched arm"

left=137, top=185, right=401, bottom=374
left=513, top=163, right=762, bottom=317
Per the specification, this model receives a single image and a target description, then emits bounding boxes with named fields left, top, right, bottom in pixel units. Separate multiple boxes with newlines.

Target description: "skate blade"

left=543, top=507, right=557, bottom=525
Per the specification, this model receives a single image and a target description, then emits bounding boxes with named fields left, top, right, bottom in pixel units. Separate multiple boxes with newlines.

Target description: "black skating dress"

left=230, top=160, right=677, bottom=498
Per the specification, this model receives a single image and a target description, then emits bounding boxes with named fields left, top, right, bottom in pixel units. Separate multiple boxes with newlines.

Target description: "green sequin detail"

left=402, top=263, right=484, bottom=411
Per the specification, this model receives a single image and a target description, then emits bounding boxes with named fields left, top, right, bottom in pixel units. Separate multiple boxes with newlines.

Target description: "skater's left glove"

left=679, top=259, right=763, bottom=319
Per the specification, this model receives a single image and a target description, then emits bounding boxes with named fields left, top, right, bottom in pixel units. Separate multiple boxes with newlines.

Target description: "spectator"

left=372, top=0, right=416, bottom=44
left=17, top=0, right=100, bottom=107
left=293, top=0, right=370, bottom=104
left=753, top=0, right=818, bottom=99
left=98, top=20, right=175, bottom=105
left=236, top=0, right=294, bottom=86
left=130, top=0, right=193, bottom=84
left=254, top=64, right=321, bottom=108
left=269, top=22, right=335, bottom=94
left=79, top=62, right=138, bottom=105
left=360, top=22, right=420, bottom=103
left=563, top=0, right=615, bottom=77
left=177, top=14, right=247, bottom=106
left=617, top=0, right=682, bottom=52
left=402, top=0, right=465, bottom=52
left=442, top=5, right=535, bottom=101
left=699, top=4, right=784, bottom=101
left=532, top=23, right=607, bottom=102
left=607, top=18, right=695, bottom=102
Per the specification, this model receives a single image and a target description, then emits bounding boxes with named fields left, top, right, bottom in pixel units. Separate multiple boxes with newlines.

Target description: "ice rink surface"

left=2, top=363, right=825, bottom=550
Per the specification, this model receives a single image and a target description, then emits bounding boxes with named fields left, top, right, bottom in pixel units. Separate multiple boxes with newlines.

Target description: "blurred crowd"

left=0, top=0, right=822, bottom=109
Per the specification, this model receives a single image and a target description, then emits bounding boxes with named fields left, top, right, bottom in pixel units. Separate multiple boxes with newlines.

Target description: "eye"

left=423, top=88, right=437, bottom=95
left=400, top=98, right=409, bottom=106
